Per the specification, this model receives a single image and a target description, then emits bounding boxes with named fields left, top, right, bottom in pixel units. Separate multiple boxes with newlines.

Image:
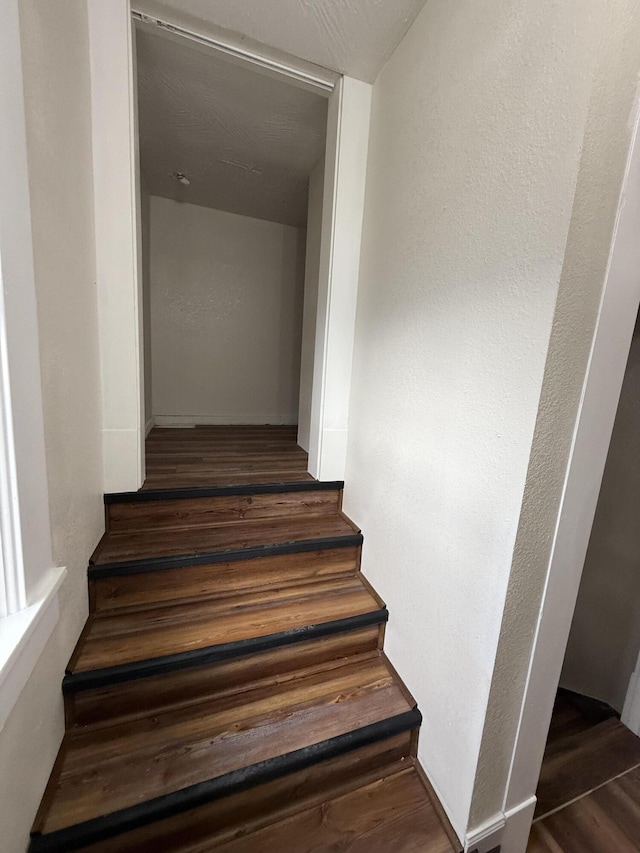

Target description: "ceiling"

left=136, top=27, right=328, bottom=226
left=134, top=0, right=429, bottom=84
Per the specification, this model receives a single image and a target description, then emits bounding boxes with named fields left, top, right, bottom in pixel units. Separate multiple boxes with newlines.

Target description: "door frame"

left=501, top=95, right=640, bottom=850
left=88, top=1, right=371, bottom=493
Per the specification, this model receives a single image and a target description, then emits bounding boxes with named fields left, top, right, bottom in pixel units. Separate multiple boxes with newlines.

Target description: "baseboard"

left=153, top=415, right=298, bottom=427
left=465, top=796, right=536, bottom=853
left=144, top=417, right=155, bottom=437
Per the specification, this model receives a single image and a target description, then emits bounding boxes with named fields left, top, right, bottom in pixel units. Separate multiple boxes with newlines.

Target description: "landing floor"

left=143, top=425, right=313, bottom=489
left=528, top=689, right=640, bottom=851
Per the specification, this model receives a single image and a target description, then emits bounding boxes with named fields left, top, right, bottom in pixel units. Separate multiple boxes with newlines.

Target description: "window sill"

left=0, top=566, right=66, bottom=732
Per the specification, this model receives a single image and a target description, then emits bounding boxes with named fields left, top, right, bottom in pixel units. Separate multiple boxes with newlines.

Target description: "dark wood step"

left=105, top=486, right=343, bottom=534
left=90, top=512, right=359, bottom=567
left=65, top=575, right=386, bottom=691
left=31, top=656, right=420, bottom=852
left=70, top=753, right=457, bottom=853
left=65, top=628, right=382, bottom=729
left=90, top=546, right=360, bottom=614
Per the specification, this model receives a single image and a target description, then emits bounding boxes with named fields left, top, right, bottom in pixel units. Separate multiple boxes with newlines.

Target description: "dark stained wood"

left=143, top=425, right=313, bottom=489
left=69, top=576, right=382, bottom=674
left=91, top=546, right=360, bottom=614
left=65, top=629, right=382, bottom=729
left=92, top=512, right=357, bottom=565
left=106, top=488, right=341, bottom=533
left=35, top=656, right=414, bottom=834
left=204, top=768, right=457, bottom=853
left=529, top=766, right=640, bottom=852
left=535, top=716, right=640, bottom=819
left=74, top=734, right=418, bottom=852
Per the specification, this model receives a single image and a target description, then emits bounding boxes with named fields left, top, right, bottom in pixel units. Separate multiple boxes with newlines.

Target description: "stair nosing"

left=88, top=533, right=363, bottom=577
left=104, top=480, right=345, bottom=504
left=63, top=607, right=389, bottom=693
left=28, top=708, right=421, bottom=853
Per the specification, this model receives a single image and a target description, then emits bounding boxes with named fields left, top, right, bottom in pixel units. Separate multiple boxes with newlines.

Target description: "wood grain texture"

left=70, top=576, right=381, bottom=674
left=66, top=629, right=382, bottom=729
left=143, top=426, right=313, bottom=489
left=36, top=656, right=414, bottom=834
left=535, top=716, right=640, bottom=819
left=92, top=512, right=357, bottom=565
left=529, top=766, right=640, bottom=852
left=106, top=489, right=341, bottom=533
left=73, top=734, right=417, bottom=852
left=91, top=546, right=360, bottom=614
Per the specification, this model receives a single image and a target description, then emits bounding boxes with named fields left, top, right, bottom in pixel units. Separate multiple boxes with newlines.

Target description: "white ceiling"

left=136, top=27, right=328, bottom=226
left=134, top=0, right=429, bottom=84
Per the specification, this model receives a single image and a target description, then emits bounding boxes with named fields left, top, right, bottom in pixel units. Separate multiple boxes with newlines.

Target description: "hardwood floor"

left=528, top=689, right=640, bottom=851
left=29, top=426, right=460, bottom=852
left=143, top=425, right=313, bottom=489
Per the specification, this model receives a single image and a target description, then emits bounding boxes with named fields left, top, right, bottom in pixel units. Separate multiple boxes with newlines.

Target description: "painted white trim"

left=622, top=667, right=640, bottom=734
left=131, top=10, right=336, bottom=96
left=0, top=566, right=66, bottom=732
left=503, top=89, right=640, bottom=835
left=307, top=76, right=372, bottom=481
left=465, top=813, right=505, bottom=853
left=145, top=416, right=155, bottom=437
left=464, top=796, right=536, bottom=853
left=88, top=0, right=145, bottom=494
left=154, top=414, right=298, bottom=427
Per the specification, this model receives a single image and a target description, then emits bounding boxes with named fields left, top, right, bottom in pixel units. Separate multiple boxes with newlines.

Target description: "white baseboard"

left=144, top=416, right=155, bottom=437
left=465, top=796, right=536, bottom=853
left=465, top=814, right=505, bottom=853
left=153, top=414, right=298, bottom=427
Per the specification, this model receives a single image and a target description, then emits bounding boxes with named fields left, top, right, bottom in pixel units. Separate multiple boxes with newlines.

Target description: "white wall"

left=297, top=157, right=324, bottom=451
left=0, top=1, right=104, bottom=851
left=341, top=0, right=607, bottom=839
left=150, top=197, right=306, bottom=425
left=561, top=322, right=640, bottom=711
left=141, top=173, right=153, bottom=431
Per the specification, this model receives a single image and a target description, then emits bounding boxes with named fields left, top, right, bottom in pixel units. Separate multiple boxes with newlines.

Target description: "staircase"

left=29, top=477, right=460, bottom=852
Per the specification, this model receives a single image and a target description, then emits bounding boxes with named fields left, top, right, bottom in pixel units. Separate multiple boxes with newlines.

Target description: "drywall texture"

left=341, top=0, right=609, bottom=838
left=135, top=0, right=428, bottom=83
left=297, top=157, right=324, bottom=452
left=561, top=322, right=640, bottom=711
left=136, top=27, right=327, bottom=227
left=470, top=0, right=640, bottom=836
left=150, top=197, right=306, bottom=424
left=0, top=2, right=104, bottom=851
left=141, top=173, right=153, bottom=428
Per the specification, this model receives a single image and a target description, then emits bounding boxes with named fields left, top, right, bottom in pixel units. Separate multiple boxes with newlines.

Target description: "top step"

left=105, top=482, right=344, bottom=534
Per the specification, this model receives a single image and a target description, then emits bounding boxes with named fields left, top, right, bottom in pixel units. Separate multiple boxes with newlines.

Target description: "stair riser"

left=65, top=625, right=384, bottom=729
left=71, top=732, right=416, bottom=853
left=106, top=489, right=342, bottom=533
left=89, top=546, right=360, bottom=614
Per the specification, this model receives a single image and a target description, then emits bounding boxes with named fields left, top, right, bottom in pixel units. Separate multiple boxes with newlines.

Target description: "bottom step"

left=72, top=747, right=459, bottom=852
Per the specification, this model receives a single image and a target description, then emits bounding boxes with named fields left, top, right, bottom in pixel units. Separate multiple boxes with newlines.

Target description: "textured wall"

left=0, top=1, right=103, bottom=850
left=135, top=0, right=427, bottom=83
left=298, top=157, right=324, bottom=451
left=150, top=197, right=306, bottom=424
left=341, top=0, right=606, bottom=837
left=470, top=0, right=640, bottom=837
left=561, top=323, right=640, bottom=711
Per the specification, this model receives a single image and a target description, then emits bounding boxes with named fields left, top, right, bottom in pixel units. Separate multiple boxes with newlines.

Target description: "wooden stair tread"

left=92, top=512, right=357, bottom=566
left=34, top=657, right=416, bottom=837
left=91, top=547, right=360, bottom=614
left=69, top=576, right=382, bottom=675
left=207, top=767, right=456, bottom=853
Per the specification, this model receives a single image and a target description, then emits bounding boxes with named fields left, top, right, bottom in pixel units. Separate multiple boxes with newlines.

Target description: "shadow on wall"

left=561, top=313, right=640, bottom=711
